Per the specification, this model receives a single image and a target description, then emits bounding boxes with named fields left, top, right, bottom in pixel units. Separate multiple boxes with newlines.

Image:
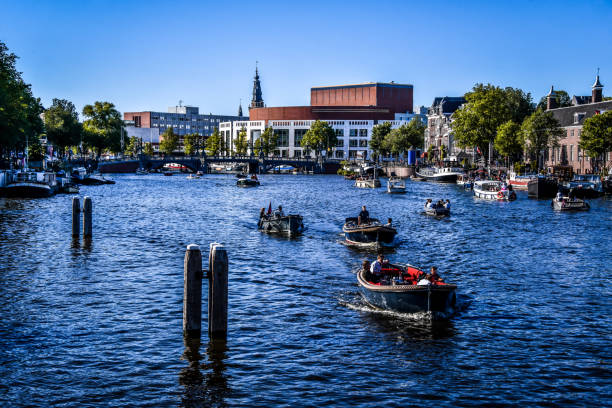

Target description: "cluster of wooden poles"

left=72, top=196, right=92, bottom=239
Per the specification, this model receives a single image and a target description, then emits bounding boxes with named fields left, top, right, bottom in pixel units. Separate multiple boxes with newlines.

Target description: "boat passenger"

left=425, top=199, right=433, bottom=209
left=251, top=174, right=258, bottom=180
left=358, top=206, right=370, bottom=225
left=444, top=199, right=451, bottom=209
left=428, top=266, right=444, bottom=283
left=370, top=254, right=385, bottom=282
left=274, top=205, right=284, bottom=217
left=556, top=191, right=563, bottom=201
left=385, top=218, right=392, bottom=227
left=362, top=260, right=373, bottom=282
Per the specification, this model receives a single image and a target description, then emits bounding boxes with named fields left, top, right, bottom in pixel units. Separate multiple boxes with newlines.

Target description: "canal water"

left=0, top=174, right=610, bottom=407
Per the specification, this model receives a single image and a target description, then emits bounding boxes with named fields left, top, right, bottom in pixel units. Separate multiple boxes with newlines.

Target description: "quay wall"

left=384, top=166, right=415, bottom=178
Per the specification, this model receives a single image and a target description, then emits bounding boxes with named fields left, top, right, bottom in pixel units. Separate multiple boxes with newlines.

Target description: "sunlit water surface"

left=0, top=174, right=610, bottom=407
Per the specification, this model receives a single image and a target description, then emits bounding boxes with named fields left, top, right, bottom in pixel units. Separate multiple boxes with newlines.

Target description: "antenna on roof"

left=179, top=99, right=183, bottom=107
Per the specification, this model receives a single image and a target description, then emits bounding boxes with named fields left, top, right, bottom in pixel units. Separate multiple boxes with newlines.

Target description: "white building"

left=219, top=119, right=418, bottom=159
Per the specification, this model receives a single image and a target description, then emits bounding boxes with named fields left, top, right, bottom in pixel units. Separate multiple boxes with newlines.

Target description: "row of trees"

left=370, top=120, right=425, bottom=160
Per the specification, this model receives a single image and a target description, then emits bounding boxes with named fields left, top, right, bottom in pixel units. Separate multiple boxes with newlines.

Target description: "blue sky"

left=2, top=0, right=611, bottom=117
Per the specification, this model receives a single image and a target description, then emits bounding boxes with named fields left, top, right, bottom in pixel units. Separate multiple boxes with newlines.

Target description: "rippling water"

left=1, top=174, right=610, bottom=407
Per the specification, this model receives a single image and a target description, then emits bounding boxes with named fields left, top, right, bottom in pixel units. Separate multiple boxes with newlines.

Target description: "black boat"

left=424, top=205, right=450, bottom=217
left=561, top=174, right=604, bottom=198
left=237, top=177, right=260, bottom=187
left=357, top=265, right=457, bottom=314
left=342, top=218, right=396, bottom=249
left=527, top=176, right=558, bottom=199
left=258, top=213, right=305, bottom=237
left=1, top=171, right=55, bottom=198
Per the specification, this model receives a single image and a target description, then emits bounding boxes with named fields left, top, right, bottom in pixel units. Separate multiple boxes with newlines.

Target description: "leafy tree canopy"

left=44, top=98, right=82, bottom=153
left=183, top=133, right=196, bottom=156
left=143, top=142, right=154, bottom=156
left=494, top=120, right=522, bottom=158
left=536, top=89, right=572, bottom=111
left=205, top=128, right=222, bottom=155
left=580, top=111, right=612, bottom=159
left=234, top=127, right=248, bottom=155
left=387, top=120, right=425, bottom=155
left=82, top=101, right=124, bottom=157
left=301, top=120, right=337, bottom=156
left=520, top=110, right=563, bottom=168
left=159, top=127, right=179, bottom=155
left=370, top=122, right=392, bottom=158
left=254, top=127, right=277, bottom=156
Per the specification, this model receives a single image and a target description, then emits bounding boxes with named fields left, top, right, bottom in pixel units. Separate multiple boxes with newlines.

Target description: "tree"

left=44, top=98, right=82, bottom=156
left=387, top=120, right=425, bottom=156
left=0, top=41, right=44, bottom=158
left=205, top=128, right=221, bottom=155
left=82, top=101, right=124, bottom=158
left=144, top=142, right=154, bottom=156
left=183, top=133, right=196, bottom=156
left=124, top=136, right=140, bottom=157
left=159, top=127, right=179, bottom=155
left=370, top=122, right=392, bottom=159
left=580, top=111, right=612, bottom=171
left=494, top=120, right=522, bottom=164
left=234, top=127, right=248, bottom=155
left=301, top=120, right=337, bottom=157
left=452, top=84, right=533, bottom=163
left=254, top=127, right=277, bottom=156
left=28, top=136, right=45, bottom=162
left=536, top=89, right=572, bottom=110
left=520, top=110, right=564, bottom=170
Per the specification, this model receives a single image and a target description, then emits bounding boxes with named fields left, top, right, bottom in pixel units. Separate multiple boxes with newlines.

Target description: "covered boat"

left=386, top=177, right=406, bottom=193
left=0, top=170, right=56, bottom=198
left=561, top=174, right=604, bottom=198
left=508, top=171, right=536, bottom=191
left=343, top=218, right=396, bottom=249
left=527, top=176, right=558, bottom=199
left=473, top=180, right=517, bottom=201
left=551, top=196, right=590, bottom=211
left=415, top=166, right=463, bottom=183
left=258, top=213, right=305, bottom=237
left=357, top=264, right=457, bottom=314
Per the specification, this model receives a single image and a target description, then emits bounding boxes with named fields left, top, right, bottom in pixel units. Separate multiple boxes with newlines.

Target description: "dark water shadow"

left=180, top=336, right=230, bottom=408
left=362, top=310, right=458, bottom=341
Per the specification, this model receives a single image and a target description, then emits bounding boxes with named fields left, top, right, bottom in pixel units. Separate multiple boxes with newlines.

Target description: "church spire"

left=592, top=68, right=603, bottom=103
left=250, top=62, right=264, bottom=109
left=238, top=99, right=243, bottom=117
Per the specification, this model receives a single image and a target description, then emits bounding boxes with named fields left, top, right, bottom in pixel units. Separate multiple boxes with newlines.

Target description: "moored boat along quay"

left=1, top=173, right=610, bottom=407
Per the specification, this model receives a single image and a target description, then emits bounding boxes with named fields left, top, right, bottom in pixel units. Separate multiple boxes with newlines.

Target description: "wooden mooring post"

left=208, top=243, right=228, bottom=340
left=83, top=196, right=92, bottom=238
left=183, top=244, right=203, bottom=337
left=71, top=197, right=80, bottom=238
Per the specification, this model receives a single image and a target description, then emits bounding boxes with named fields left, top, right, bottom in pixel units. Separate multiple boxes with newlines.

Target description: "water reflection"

left=361, top=310, right=457, bottom=341
left=180, top=336, right=229, bottom=408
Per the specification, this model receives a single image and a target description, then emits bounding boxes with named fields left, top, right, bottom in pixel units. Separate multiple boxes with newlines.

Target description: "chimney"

left=592, top=72, right=603, bottom=103
left=546, top=86, right=557, bottom=110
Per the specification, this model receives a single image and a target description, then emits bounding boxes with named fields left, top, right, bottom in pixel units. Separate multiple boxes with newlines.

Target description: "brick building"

left=544, top=74, right=612, bottom=173
left=424, top=97, right=467, bottom=161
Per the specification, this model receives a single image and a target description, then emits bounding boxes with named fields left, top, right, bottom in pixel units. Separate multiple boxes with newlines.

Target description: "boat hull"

left=528, top=177, right=558, bottom=199
left=259, top=215, right=305, bottom=237
left=355, top=178, right=381, bottom=188
left=237, top=179, right=260, bottom=187
left=552, top=198, right=590, bottom=211
left=425, top=207, right=450, bottom=217
left=357, top=270, right=456, bottom=313
left=473, top=188, right=516, bottom=201
left=415, top=172, right=458, bottom=183
left=343, top=218, right=396, bottom=248
left=1, top=183, right=53, bottom=198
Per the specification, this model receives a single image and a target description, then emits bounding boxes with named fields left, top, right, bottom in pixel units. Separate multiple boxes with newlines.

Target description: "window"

left=359, top=129, right=368, bottom=138
left=569, top=145, right=573, bottom=161
left=335, top=129, right=344, bottom=138
left=336, top=139, right=344, bottom=147
left=293, top=150, right=302, bottom=158
left=349, top=139, right=358, bottom=147
left=349, top=129, right=358, bottom=138
left=335, top=150, right=344, bottom=158
left=274, top=129, right=289, bottom=147
left=294, top=129, right=307, bottom=146
left=359, top=140, right=368, bottom=147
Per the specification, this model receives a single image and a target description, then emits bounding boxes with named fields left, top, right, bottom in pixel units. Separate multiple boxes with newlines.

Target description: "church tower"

left=592, top=70, right=603, bottom=103
left=546, top=85, right=557, bottom=110
left=238, top=100, right=243, bottom=117
left=250, top=64, right=264, bottom=109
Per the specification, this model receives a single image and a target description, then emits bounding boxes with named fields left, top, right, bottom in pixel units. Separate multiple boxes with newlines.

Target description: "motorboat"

left=456, top=174, right=473, bottom=189
left=507, top=171, right=536, bottom=191
left=0, top=170, right=57, bottom=198
left=56, top=176, right=79, bottom=194
left=354, top=176, right=381, bottom=188
left=415, top=166, right=464, bottom=183
left=561, top=174, right=604, bottom=198
left=528, top=176, right=558, bottom=199
left=409, top=175, right=424, bottom=182
left=71, top=167, right=115, bottom=185
left=342, top=218, right=396, bottom=249
left=258, top=212, right=305, bottom=237
left=424, top=203, right=450, bottom=217
left=473, top=180, right=517, bottom=201
left=386, top=177, right=406, bottom=193
left=135, top=168, right=148, bottom=175
left=356, top=264, right=457, bottom=314
left=186, top=173, right=200, bottom=179
left=551, top=196, right=590, bottom=211
left=237, top=175, right=260, bottom=187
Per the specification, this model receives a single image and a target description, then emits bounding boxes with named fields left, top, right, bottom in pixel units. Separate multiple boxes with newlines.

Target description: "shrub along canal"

left=0, top=174, right=610, bottom=407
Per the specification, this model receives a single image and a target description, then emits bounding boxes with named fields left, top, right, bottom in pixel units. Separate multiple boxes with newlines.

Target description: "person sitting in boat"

left=556, top=191, right=563, bottom=201
left=251, top=174, right=258, bottom=180
left=370, top=254, right=386, bottom=282
left=385, top=218, right=392, bottom=227
left=425, top=199, right=433, bottom=209
left=437, top=199, right=444, bottom=208
left=358, top=206, right=369, bottom=225
left=274, top=205, right=284, bottom=217
left=362, top=260, right=373, bottom=282
left=444, top=199, right=451, bottom=209
left=428, top=266, right=444, bottom=284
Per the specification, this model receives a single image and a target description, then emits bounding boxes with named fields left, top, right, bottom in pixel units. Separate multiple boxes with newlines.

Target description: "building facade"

left=424, top=97, right=467, bottom=161
left=544, top=74, right=611, bottom=173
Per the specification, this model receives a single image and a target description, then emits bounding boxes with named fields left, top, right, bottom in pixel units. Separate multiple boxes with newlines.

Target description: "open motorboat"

left=258, top=212, right=305, bottom=237
left=357, top=263, right=457, bottom=314
left=186, top=173, right=200, bottom=179
left=415, top=166, right=464, bottom=183
left=386, top=177, right=406, bottom=193
left=237, top=175, right=260, bottom=187
left=343, top=218, right=396, bottom=249
left=354, top=176, right=381, bottom=188
left=71, top=167, right=115, bottom=185
left=551, top=196, right=590, bottom=211
left=456, top=174, right=473, bottom=189
left=424, top=203, right=450, bottom=217
left=473, top=180, right=517, bottom=201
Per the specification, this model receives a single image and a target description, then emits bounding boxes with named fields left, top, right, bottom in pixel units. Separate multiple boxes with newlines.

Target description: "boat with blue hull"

left=357, top=266, right=457, bottom=314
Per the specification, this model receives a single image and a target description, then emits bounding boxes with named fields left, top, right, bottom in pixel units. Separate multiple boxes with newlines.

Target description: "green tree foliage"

left=370, top=122, right=392, bottom=158
left=580, top=111, right=612, bottom=166
left=520, top=110, right=564, bottom=169
left=81, top=101, right=124, bottom=157
left=44, top=98, right=82, bottom=155
left=28, top=136, right=45, bottom=162
left=452, top=84, right=534, bottom=161
left=183, top=133, right=196, bottom=156
left=494, top=120, right=523, bottom=159
left=0, top=41, right=44, bottom=156
left=205, top=128, right=221, bottom=155
left=254, top=127, right=277, bottom=156
left=234, top=127, right=248, bottom=155
left=143, top=142, right=154, bottom=156
left=124, top=136, right=140, bottom=157
left=159, top=127, right=179, bottom=155
left=536, top=89, right=572, bottom=111
left=301, top=120, right=337, bottom=156
left=387, top=120, right=425, bottom=155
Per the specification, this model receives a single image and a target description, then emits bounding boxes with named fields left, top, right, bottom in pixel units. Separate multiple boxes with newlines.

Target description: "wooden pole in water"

left=71, top=197, right=80, bottom=238
left=183, top=244, right=203, bottom=337
left=82, top=196, right=92, bottom=238
left=208, top=243, right=228, bottom=340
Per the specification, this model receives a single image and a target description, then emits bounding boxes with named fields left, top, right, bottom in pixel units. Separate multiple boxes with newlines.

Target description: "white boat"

left=456, top=174, right=472, bottom=189
left=0, top=170, right=57, bottom=197
left=551, top=196, right=589, bottom=211
left=416, top=166, right=464, bottom=183
left=386, top=177, right=406, bottom=193
left=508, top=171, right=536, bottom=191
left=355, top=177, right=381, bottom=188
left=473, top=180, right=517, bottom=201
left=186, top=174, right=200, bottom=179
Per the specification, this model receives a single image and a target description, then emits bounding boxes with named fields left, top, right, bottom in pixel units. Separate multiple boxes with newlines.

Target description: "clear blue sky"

left=1, top=0, right=611, bottom=117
